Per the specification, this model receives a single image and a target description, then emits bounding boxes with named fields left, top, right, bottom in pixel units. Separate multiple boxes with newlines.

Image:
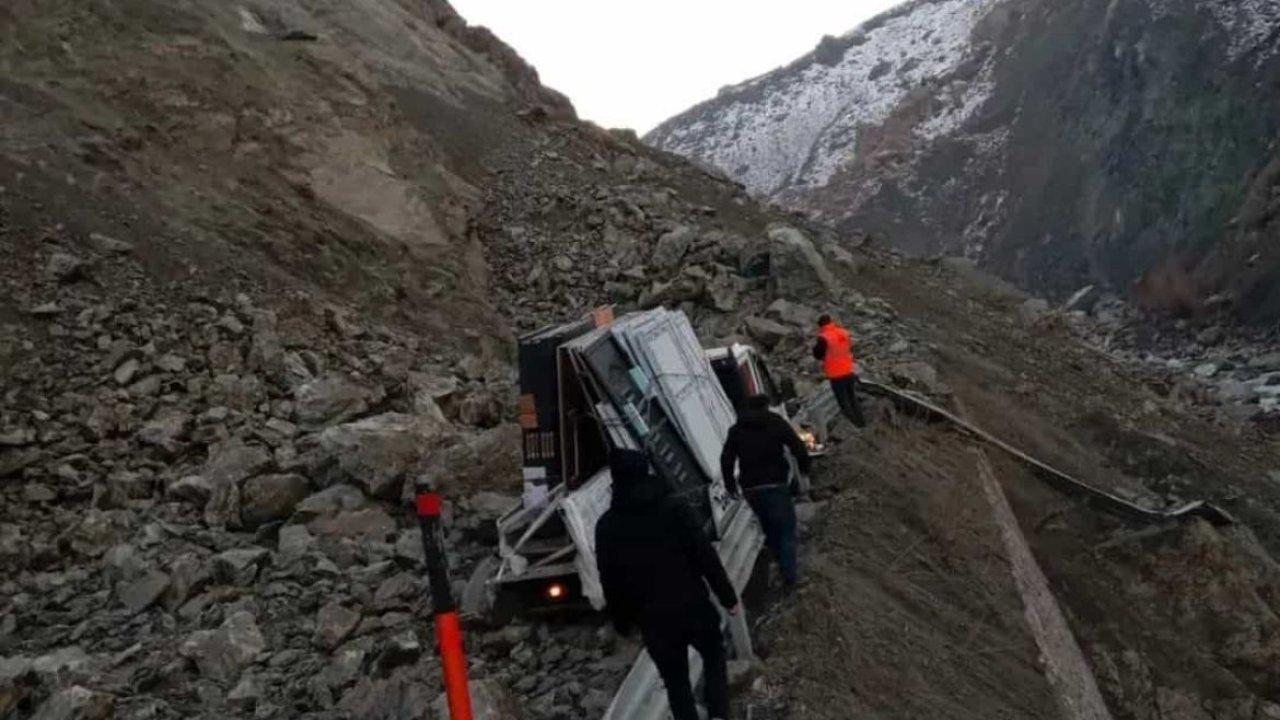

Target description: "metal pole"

left=416, top=488, right=474, bottom=720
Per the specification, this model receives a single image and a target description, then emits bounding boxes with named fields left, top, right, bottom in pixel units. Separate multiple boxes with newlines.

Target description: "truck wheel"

left=460, top=555, right=497, bottom=619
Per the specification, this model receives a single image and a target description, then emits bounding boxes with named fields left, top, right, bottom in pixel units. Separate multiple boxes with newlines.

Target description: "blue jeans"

left=746, top=486, right=798, bottom=585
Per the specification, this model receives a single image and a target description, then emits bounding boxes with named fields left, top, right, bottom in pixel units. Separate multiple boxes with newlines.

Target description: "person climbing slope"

left=814, top=313, right=866, bottom=427
left=720, top=394, right=811, bottom=589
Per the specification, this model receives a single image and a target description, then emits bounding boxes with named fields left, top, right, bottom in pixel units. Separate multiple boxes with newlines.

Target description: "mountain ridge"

left=647, top=0, right=1280, bottom=325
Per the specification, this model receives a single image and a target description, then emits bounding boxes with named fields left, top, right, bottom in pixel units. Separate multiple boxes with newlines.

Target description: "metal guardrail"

left=860, top=380, right=1234, bottom=526
left=602, top=501, right=764, bottom=720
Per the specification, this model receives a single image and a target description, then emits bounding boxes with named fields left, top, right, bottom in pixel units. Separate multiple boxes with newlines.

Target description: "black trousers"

left=830, top=375, right=866, bottom=427
left=746, top=486, right=799, bottom=585
left=641, top=600, right=729, bottom=720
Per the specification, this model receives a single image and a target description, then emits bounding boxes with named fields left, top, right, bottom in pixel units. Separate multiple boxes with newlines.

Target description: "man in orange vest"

left=814, top=314, right=866, bottom=427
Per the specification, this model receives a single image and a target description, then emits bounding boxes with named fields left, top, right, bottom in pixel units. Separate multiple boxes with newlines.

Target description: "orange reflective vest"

left=818, top=323, right=856, bottom=379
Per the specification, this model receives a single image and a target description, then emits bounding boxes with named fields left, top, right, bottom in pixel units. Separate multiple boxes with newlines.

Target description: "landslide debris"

left=2, top=2, right=1279, bottom=720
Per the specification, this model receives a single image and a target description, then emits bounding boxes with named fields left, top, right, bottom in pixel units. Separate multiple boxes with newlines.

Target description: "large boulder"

left=212, top=548, right=270, bottom=585
left=743, top=316, right=794, bottom=350
left=455, top=388, right=506, bottom=429
left=116, top=571, right=171, bottom=614
left=295, top=484, right=370, bottom=520
left=409, top=424, right=521, bottom=501
left=408, top=373, right=460, bottom=420
left=765, top=298, right=820, bottom=328
left=179, top=611, right=266, bottom=683
left=135, top=410, right=191, bottom=456
left=197, top=440, right=273, bottom=529
left=315, top=602, right=361, bottom=650
left=246, top=310, right=286, bottom=379
left=940, top=256, right=1026, bottom=302
left=650, top=226, right=695, bottom=272
left=468, top=491, right=519, bottom=519
left=433, top=679, right=523, bottom=720
left=1018, top=297, right=1052, bottom=324
left=30, top=648, right=91, bottom=682
left=46, top=253, right=88, bottom=283
left=338, top=667, right=441, bottom=720
left=309, top=508, right=397, bottom=541
left=1217, top=380, right=1253, bottom=404
left=240, top=474, right=311, bottom=529
left=704, top=272, right=741, bottom=313
left=30, top=686, right=113, bottom=720
left=314, top=414, right=448, bottom=499
left=277, top=525, right=317, bottom=558
left=639, top=274, right=705, bottom=310
left=103, top=544, right=147, bottom=584
left=766, top=225, right=836, bottom=299
left=168, top=475, right=213, bottom=506
left=64, top=511, right=126, bottom=558
left=207, top=373, right=266, bottom=412
left=294, top=374, right=379, bottom=429
left=889, top=361, right=951, bottom=396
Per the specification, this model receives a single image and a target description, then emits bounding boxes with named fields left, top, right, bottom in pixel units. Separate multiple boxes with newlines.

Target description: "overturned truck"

left=466, top=307, right=818, bottom=619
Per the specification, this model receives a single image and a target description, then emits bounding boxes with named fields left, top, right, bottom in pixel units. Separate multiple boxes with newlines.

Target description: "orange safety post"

left=416, top=488, right=474, bottom=720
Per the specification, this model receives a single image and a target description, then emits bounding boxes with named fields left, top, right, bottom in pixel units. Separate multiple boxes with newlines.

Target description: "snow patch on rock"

left=916, top=79, right=995, bottom=141
left=652, top=0, right=1004, bottom=197
left=1206, top=0, right=1280, bottom=59
left=1147, top=0, right=1280, bottom=60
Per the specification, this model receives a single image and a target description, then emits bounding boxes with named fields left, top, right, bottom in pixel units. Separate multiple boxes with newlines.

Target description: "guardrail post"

left=416, top=486, right=474, bottom=720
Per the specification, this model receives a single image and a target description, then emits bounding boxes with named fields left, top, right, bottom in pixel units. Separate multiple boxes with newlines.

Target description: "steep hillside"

left=0, top=0, right=568, bottom=353
left=2, top=2, right=1280, bottom=720
left=647, top=0, right=1280, bottom=325
left=0, top=2, right=886, bottom=717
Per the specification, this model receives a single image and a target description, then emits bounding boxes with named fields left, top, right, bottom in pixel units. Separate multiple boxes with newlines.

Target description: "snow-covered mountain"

left=648, top=0, right=1280, bottom=323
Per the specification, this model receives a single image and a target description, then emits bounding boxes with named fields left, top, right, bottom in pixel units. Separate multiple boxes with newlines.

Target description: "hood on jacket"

left=609, top=448, right=666, bottom=510
left=735, top=407, right=775, bottom=428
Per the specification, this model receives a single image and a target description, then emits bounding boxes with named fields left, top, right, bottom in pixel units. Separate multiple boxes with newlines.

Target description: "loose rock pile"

left=0, top=232, right=537, bottom=718
left=0, top=132, right=939, bottom=720
left=928, top=262, right=1280, bottom=432
left=0, top=46, right=951, bottom=720
left=1060, top=290, right=1280, bottom=428
left=478, top=129, right=926, bottom=396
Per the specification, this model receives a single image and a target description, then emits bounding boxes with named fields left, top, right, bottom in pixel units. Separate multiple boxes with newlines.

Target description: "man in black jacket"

left=720, top=394, right=812, bottom=587
left=596, top=449, right=738, bottom=720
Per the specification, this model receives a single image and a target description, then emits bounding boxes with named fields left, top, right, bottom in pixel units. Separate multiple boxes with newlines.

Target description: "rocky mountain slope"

left=2, top=2, right=1279, bottom=720
left=0, top=2, right=886, bottom=717
left=647, top=0, right=1280, bottom=325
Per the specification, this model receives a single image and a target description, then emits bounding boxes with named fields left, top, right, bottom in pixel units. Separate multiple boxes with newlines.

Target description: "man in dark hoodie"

left=596, top=448, right=738, bottom=720
left=720, top=394, right=812, bottom=588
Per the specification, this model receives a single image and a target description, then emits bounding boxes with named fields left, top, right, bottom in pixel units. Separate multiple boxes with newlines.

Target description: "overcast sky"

left=448, top=0, right=902, bottom=134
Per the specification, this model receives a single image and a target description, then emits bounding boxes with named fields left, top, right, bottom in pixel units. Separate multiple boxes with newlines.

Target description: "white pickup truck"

left=464, top=307, right=822, bottom=620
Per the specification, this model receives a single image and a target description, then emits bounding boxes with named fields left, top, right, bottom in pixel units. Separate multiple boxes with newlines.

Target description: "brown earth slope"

left=741, top=253, right=1280, bottom=719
